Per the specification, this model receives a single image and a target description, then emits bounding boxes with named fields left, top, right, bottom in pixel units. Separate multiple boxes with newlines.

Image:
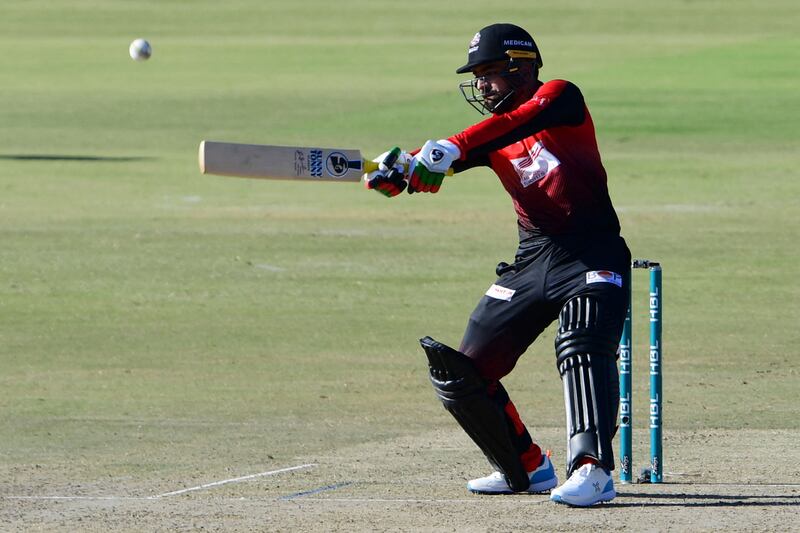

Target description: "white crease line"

left=1, top=496, right=147, bottom=501
left=151, top=463, right=317, bottom=499
left=0, top=496, right=505, bottom=504
left=683, top=483, right=800, bottom=488
left=292, top=497, right=550, bottom=504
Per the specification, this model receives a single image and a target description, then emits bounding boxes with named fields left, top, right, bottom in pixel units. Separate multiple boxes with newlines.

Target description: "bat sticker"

left=294, top=150, right=307, bottom=176
left=326, top=152, right=362, bottom=177
left=309, top=149, right=324, bottom=177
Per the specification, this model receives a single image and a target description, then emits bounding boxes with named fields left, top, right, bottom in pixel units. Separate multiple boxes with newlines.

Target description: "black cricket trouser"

left=459, top=232, right=631, bottom=380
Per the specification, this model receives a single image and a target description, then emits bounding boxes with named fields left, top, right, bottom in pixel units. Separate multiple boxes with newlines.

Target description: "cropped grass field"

left=1, top=0, right=799, bottom=530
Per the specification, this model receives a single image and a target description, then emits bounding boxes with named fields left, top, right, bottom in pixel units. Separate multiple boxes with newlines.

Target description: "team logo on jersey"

left=532, top=96, right=550, bottom=107
left=510, top=141, right=561, bottom=187
left=586, top=270, right=623, bottom=287
left=485, top=283, right=515, bottom=301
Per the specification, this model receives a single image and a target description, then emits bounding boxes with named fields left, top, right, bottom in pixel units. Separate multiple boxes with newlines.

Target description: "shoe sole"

left=467, top=477, right=558, bottom=495
left=550, top=489, right=616, bottom=507
left=468, top=488, right=515, bottom=495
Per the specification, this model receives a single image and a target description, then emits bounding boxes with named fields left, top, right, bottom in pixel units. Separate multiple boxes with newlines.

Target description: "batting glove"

left=365, top=147, right=410, bottom=198
left=408, top=139, right=460, bottom=194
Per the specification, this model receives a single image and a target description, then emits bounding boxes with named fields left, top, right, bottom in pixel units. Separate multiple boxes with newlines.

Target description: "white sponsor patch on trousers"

left=586, top=270, right=623, bottom=287
left=486, top=284, right=516, bottom=301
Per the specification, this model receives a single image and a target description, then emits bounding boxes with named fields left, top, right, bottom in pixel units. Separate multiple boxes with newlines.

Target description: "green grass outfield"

left=1, top=0, right=799, bottom=528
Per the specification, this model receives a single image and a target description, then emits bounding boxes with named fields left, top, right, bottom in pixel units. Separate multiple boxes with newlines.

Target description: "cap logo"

left=503, top=39, right=533, bottom=48
left=468, top=32, right=481, bottom=53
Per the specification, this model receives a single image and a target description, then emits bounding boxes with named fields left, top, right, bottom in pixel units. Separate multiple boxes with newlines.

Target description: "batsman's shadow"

left=610, top=487, right=800, bottom=508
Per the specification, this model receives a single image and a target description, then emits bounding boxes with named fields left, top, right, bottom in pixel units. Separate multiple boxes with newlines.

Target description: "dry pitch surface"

left=3, top=428, right=798, bottom=531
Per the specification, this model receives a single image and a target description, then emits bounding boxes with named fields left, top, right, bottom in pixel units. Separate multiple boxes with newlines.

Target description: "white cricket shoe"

left=467, top=455, right=558, bottom=494
left=550, top=463, right=615, bottom=506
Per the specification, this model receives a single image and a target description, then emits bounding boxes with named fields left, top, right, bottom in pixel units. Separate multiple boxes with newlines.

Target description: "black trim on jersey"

left=462, top=82, right=586, bottom=164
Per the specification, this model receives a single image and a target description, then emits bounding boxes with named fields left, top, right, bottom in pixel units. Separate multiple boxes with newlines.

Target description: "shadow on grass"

left=0, top=154, right=153, bottom=162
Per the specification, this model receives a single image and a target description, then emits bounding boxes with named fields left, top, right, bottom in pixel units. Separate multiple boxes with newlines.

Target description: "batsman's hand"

left=365, top=147, right=410, bottom=198
left=408, top=139, right=460, bottom=193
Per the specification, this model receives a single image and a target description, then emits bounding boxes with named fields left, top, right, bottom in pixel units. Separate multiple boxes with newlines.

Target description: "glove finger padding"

left=407, top=171, right=443, bottom=194
left=368, top=168, right=407, bottom=197
left=365, top=148, right=411, bottom=198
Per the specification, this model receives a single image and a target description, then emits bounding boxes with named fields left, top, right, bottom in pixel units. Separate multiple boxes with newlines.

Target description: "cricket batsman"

left=366, top=23, right=631, bottom=506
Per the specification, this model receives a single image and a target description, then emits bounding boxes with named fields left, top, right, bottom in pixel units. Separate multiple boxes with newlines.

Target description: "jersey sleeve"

left=448, top=80, right=586, bottom=166
left=408, top=146, right=490, bottom=173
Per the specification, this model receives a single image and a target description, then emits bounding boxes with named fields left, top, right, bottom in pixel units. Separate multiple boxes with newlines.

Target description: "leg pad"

left=555, top=296, right=621, bottom=475
left=558, top=353, right=619, bottom=475
left=421, top=336, right=530, bottom=492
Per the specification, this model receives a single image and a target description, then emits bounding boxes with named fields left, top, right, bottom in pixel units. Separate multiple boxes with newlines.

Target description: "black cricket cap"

left=456, top=23, right=542, bottom=74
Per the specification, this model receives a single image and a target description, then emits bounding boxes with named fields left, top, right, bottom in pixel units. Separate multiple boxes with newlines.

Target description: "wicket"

left=618, top=259, right=663, bottom=484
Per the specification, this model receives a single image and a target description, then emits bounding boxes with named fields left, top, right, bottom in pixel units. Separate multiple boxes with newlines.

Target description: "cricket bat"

left=199, top=140, right=379, bottom=182
left=198, top=140, right=454, bottom=182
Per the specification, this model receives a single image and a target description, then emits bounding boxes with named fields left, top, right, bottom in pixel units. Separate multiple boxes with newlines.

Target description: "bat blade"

left=199, top=141, right=375, bottom=182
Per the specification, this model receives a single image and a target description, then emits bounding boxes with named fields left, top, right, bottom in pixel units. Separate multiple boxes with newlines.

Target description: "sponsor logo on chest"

left=510, top=141, right=561, bottom=187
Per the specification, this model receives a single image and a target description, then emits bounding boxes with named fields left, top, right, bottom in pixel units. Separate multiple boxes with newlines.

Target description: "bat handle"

left=362, top=159, right=455, bottom=176
left=379, top=147, right=402, bottom=172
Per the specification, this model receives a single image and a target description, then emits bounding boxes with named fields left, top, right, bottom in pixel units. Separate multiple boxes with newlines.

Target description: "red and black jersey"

left=448, top=79, right=620, bottom=237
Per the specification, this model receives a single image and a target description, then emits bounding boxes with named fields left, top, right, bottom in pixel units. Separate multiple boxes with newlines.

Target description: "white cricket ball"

left=129, top=39, right=152, bottom=61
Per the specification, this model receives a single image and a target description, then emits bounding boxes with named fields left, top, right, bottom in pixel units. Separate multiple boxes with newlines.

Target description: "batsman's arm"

left=448, top=80, right=585, bottom=162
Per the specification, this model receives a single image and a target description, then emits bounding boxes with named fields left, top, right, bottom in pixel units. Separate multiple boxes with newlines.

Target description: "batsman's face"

left=472, top=61, right=512, bottom=110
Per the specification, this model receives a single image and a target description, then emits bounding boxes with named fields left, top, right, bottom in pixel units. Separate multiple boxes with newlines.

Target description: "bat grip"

left=362, top=160, right=455, bottom=176
left=379, top=147, right=402, bottom=172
